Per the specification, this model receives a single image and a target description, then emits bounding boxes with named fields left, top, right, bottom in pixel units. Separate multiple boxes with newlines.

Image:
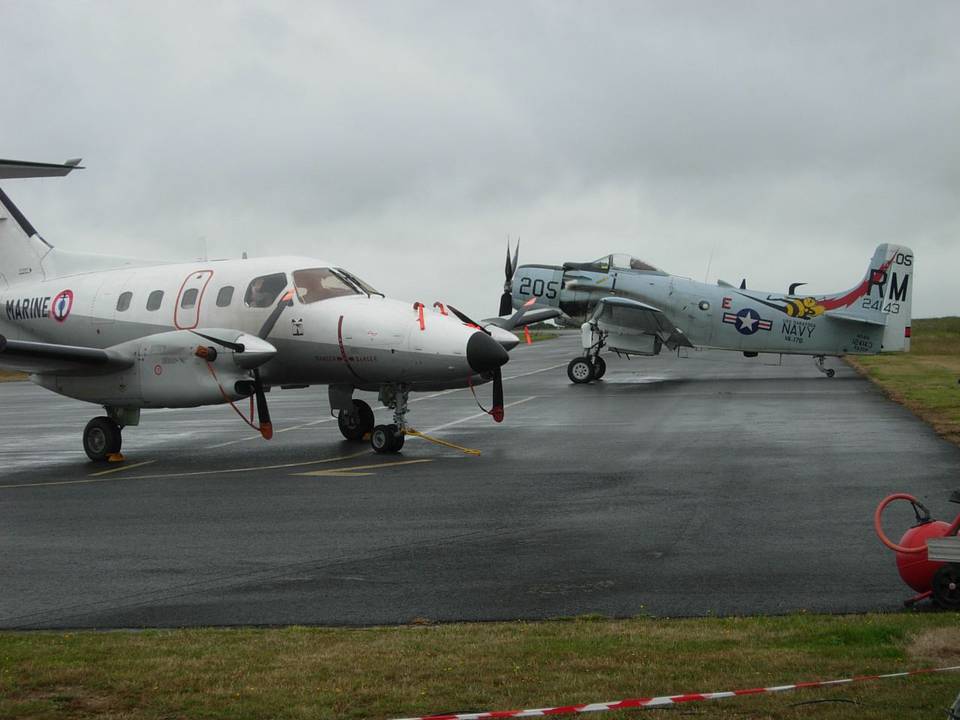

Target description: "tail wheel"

left=592, top=356, right=607, bottom=380
left=567, top=357, right=594, bottom=384
left=83, top=417, right=122, bottom=462
left=338, top=399, right=375, bottom=441
left=826, top=368, right=836, bottom=378
left=932, top=564, right=960, bottom=610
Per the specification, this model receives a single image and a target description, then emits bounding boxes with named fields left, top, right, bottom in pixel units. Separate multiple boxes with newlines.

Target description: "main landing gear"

left=335, top=385, right=409, bottom=454
left=814, top=355, right=836, bottom=378
left=83, top=417, right=122, bottom=462
left=568, top=327, right=607, bottom=384
left=82, top=407, right=138, bottom=462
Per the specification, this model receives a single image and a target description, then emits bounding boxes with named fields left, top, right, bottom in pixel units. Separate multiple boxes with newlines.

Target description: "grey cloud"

left=1, top=0, right=957, bottom=316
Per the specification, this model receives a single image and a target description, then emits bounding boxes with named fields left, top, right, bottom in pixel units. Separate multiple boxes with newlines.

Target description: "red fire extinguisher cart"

left=874, top=490, right=960, bottom=608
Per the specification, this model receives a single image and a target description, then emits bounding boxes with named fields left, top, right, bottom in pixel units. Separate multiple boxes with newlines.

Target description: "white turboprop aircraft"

left=0, top=159, right=557, bottom=461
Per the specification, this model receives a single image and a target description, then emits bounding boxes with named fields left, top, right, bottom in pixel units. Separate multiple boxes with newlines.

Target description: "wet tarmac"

left=1, top=334, right=957, bottom=628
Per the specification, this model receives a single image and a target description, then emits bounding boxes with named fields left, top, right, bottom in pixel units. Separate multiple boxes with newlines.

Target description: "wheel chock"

left=107, top=453, right=126, bottom=463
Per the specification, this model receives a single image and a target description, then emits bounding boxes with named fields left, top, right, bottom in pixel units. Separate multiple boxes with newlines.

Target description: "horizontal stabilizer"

left=824, top=311, right=887, bottom=326
left=0, top=158, right=84, bottom=180
left=0, top=335, right=133, bottom=375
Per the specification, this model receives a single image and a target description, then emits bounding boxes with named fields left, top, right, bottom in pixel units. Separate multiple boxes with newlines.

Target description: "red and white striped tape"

left=391, top=665, right=960, bottom=720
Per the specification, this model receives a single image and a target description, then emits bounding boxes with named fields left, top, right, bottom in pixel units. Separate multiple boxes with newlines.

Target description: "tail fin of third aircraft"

left=0, top=158, right=82, bottom=288
left=823, top=244, right=914, bottom=352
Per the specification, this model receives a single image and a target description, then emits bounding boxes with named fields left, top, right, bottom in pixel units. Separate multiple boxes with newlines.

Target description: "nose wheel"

left=370, top=384, right=410, bottom=453
left=83, top=417, right=122, bottom=462
left=371, top=424, right=406, bottom=453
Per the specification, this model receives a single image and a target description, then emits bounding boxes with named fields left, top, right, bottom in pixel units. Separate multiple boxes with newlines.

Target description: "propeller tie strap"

left=404, top=427, right=481, bottom=456
left=467, top=374, right=504, bottom=423
left=203, top=361, right=272, bottom=440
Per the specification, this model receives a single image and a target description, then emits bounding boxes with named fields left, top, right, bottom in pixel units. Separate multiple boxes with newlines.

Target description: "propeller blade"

left=258, top=289, right=295, bottom=339
left=498, top=292, right=513, bottom=318
left=447, top=305, right=490, bottom=334
left=252, top=368, right=273, bottom=439
left=491, top=368, right=504, bottom=423
left=499, top=238, right=520, bottom=317
left=511, top=239, right=519, bottom=281
left=504, top=240, right=514, bottom=282
left=193, top=331, right=245, bottom=353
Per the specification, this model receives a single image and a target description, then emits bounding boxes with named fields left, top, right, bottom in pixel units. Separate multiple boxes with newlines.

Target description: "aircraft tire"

left=83, top=417, right=122, bottom=462
left=567, top=357, right=594, bottom=384
left=389, top=425, right=405, bottom=452
left=592, top=356, right=607, bottom=380
left=931, top=564, right=960, bottom=610
left=338, top=399, right=375, bottom=441
left=825, top=368, right=836, bottom=378
left=371, top=424, right=400, bottom=454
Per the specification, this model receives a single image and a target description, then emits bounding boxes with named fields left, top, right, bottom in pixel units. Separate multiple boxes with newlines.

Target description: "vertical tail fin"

left=823, top=244, right=913, bottom=352
left=0, top=158, right=82, bottom=287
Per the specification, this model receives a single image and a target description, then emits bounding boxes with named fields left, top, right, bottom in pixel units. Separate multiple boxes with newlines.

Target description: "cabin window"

left=116, top=292, right=133, bottom=312
left=180, top=288, right=199, bottom=309
left=216, top=286, right=234, bottom=307
left=244, top=273, right=287, bottom=308
left=292, top=268, right=358, bottom=304
left=146, top=290, right=164, bottom=311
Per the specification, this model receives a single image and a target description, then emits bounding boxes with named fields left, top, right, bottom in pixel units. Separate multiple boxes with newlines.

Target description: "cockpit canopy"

left=244, top=267, right=381, bottom=308
left=563, top=254, right=664, bottom=275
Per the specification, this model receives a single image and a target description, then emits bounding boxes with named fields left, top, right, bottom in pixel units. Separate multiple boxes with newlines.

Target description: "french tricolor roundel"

left=51, top=289, right=74, bottom=322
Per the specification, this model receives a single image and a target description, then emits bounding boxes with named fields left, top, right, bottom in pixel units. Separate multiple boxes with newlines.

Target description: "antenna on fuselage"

left=739, top=279, right=747, bottom=289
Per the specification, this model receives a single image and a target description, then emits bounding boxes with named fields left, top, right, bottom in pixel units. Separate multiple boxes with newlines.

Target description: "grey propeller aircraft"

left=497, top=242, right=913, bottom=383
left=0, top=159, right=557, bottom=461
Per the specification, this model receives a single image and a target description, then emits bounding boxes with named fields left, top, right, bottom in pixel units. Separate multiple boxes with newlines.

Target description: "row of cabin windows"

left=113, top=270, right=367, bottom=313
left=117, top=286, right=238, bottom=312
left=114, top=272, right=290, bottom=313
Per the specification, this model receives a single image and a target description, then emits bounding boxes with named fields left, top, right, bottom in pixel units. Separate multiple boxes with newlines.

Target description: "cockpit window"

left=244, top=273, right=288, bottom=308
left=335, top=268, right=381, bottom=297
left=589, top=256, right=611, bottom=272
left=610, top=254, right=663, bottom=273
left=292, top=268, right=359, bottom=304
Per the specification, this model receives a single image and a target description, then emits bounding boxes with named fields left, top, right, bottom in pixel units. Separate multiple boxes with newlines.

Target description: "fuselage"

left=512, top=263, right=896, bottom=356
left=0, top=255, right=493, bottom=396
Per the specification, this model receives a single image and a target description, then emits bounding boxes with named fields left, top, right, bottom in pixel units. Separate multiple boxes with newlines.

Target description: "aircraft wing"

left=0, top=335, right=134, bottom=376
left=591, top=296, right=694, bottom=350
left=482, top=303, right=562, bottom=331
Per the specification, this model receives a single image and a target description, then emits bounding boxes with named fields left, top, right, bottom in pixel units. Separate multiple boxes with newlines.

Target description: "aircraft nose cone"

left=467, top=331, right=509, bottom=373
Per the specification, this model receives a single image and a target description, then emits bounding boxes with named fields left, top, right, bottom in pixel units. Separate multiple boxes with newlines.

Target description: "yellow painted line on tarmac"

left=295, top=458, right=432, bottom=477
left=88, top=460, right=158, bottom=477
left=0, top=451, right=372, bottom=489
left=123, top=450, right=372, bottom=480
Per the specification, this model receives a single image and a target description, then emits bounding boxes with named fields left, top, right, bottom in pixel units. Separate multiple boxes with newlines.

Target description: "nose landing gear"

left=372, top=384, right=409, bottom=453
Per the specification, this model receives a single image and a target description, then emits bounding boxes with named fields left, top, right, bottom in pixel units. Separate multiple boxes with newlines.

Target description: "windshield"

left=292, top=268, right=359, bottom=304
left=335, top=267, right=381, bottom=297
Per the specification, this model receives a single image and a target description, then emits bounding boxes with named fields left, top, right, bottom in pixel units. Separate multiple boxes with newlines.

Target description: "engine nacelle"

left=34, top=329, right=275, bottom=409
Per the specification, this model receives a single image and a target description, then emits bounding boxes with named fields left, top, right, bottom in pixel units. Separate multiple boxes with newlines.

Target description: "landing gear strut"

left=568, top=325, right=607, bottom=384
left=372, top=384, right=409, bottom=453
left=814, top=355, right=836, bottom=378
left=83, top=417, right=122, bottom=462
left=337, top=399, right=375, bottom=441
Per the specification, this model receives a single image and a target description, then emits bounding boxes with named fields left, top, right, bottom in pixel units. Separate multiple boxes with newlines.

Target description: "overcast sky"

left=2, top=1, right=957, bottom=317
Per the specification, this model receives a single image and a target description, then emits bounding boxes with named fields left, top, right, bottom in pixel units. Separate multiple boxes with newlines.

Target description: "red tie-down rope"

left=433, top=302, right=448, bottom=316
left=198, top=348, right=271, bottom=439
left=413, top=302, right=425, bottom=330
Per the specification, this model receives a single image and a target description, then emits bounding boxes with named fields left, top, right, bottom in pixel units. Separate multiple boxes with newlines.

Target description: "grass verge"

left=846, top=316, right=960, bottom=445
left=2, top=614, right=958, bottom=719
left=0, top=369, right=27, bottom=382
